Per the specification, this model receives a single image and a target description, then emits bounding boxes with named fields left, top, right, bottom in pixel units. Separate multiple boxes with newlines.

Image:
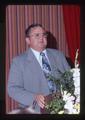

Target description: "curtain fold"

left=63, top=5, right=80, bottom=63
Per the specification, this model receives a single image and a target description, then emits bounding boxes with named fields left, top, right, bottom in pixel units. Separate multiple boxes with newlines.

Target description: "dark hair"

left=25, top=23, right=44, bottom=37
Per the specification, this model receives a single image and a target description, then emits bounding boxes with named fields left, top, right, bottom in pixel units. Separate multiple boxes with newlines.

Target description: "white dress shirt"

left=31, top=48, right=51, bottom=69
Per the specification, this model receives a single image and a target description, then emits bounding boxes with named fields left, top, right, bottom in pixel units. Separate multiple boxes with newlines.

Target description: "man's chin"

left=38, top=45, right=46, bottom=50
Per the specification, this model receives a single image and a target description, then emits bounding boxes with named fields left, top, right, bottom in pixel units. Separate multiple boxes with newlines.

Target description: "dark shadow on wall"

left=46, top=31, right=58, bottom=49
left=66, top=57, right=74, bottom=68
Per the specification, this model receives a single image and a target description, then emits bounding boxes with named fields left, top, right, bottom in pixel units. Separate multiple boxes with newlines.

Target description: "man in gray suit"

left=8, top=24, right=70, bottom=114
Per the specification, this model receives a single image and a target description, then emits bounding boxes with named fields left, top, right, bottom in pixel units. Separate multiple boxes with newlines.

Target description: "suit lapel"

left=46, top=49, right=59, bottom=76
left=26, top=48, right=42, bottom=73
left=25, top=48, right=49, bottom=94
left=46, top=49, right=55, bottom=68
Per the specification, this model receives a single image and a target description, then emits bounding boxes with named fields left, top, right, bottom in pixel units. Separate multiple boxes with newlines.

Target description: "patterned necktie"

left=40, top=52, right=51, bottom=73
left=40, top=52, right=56, bottom=93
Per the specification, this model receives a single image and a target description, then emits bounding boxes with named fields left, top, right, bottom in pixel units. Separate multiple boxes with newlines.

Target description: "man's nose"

left=39, top=35, right=44, bottom=39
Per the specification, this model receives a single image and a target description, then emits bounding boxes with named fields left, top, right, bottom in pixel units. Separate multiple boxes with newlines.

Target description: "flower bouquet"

left=44, top=49, right=80, bottom=114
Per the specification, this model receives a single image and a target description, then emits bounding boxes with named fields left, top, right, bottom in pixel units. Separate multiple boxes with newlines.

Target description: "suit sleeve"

left=60, top=52, right=71, bottom=71
left=55, top=51, right=71, bottom=73
left=7, top=58, right=36, bottom=107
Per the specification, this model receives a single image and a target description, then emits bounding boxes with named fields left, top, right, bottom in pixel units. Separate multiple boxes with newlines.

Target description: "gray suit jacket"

left=7, top=48, right=70, bottom=113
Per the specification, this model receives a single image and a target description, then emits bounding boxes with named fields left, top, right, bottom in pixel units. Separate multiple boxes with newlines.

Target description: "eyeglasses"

left=28, top=33, right=48, bottom=39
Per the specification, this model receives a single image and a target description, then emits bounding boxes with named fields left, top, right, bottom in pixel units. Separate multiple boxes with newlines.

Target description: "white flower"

left=62, top=68, right=80, bottom=114
left=70, top=68, right=80, bottom=78
left=64, top=100, right=74, bottom=114
left=62, top=90, right=76, bottom=114
left=62, top=91, right=75, bottom=102
left=70, top=68, right=80, bottom=94
left=74, top=87, right=80, bottom=95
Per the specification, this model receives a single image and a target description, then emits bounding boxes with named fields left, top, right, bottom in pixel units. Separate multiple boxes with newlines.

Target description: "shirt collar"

left=31, top=48, right=40, bottom=56
left=31, top=48, right=47, bottom=56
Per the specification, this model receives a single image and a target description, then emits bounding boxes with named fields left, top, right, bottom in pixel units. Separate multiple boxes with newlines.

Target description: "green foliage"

left=61, top=70, right=75, bottom=95
left=47, top=70, right=75, bottom=95
left=45, top=96, right=65, bottom=114
left=45, top=70, right=75, bottom=114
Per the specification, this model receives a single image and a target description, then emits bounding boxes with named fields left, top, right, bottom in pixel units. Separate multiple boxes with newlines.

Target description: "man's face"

left=27, top=26, right=47, bottom=52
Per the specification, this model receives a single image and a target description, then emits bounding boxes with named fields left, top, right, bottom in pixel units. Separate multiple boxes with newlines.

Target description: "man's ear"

left=26, top=37, right=30, bottom=46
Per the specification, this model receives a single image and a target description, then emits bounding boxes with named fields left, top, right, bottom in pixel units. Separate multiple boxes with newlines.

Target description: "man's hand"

left=35, top=94, right=45, bottom=108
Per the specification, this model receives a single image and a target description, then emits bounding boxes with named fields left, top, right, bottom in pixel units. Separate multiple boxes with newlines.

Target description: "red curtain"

left=63, top=5, right=80, bottom=64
